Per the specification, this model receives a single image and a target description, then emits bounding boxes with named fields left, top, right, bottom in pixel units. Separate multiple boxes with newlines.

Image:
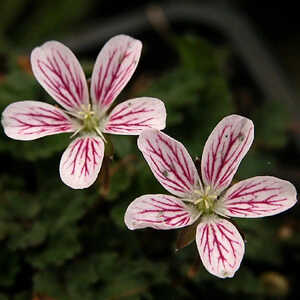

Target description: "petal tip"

left=196, top=217, right=245, bottom=278
left=59, top=173, right=95, bottom=189
left=1, top=101, right=74, bottom=141
left=103, top=98, right=166, bottom=135
left=114, top=34, right=142, bottom=48
left=31, top=40, right=88, bottom=111
left=219, top=176, right=298, bottom=218
left=124, top=213, right=137, bottom=230
left=90, top=35, right=142, bottom=112
left=59, top=136, right=104, bottom=190
left=124, top=194, right=198, bottom=230
left=201, top=114, right=255, bottom=193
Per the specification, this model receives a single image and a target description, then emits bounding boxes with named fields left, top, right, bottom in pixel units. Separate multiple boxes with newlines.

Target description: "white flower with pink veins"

left=125, top=115, right=297, bottom=278
left=2, top=35, right=166, bottom=189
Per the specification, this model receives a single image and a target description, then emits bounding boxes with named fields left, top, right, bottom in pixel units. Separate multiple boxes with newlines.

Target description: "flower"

left=124, top=115, right=297, bottom=278
left=2, top=35, right=166, bottom=189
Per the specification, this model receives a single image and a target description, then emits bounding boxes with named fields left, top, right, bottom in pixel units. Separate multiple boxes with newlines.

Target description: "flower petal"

left=215, top=176, right=297, bottom=218
left=196, top=216, right=245, bottom=278
left=59, top=136, right=104, bottom=189
left=125, top=194, right=199, bottom=230
left=201, top=115, right=254, bottom=194
left=31, top=41, right=89, bottom=112
left=103, top=97, right=166, bottom=135
left=2, top=101, right=75, bottom=140
left=138, top=130, right=202, bottom=197
left=90, top=35, right=142, bottom=113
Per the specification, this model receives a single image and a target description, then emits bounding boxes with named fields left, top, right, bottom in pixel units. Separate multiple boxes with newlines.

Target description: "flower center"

left=190, top=186, right=218, bottom=215
left=74, top=104, right=106, bottom=141
left=78, top=104, right=99, bottom=131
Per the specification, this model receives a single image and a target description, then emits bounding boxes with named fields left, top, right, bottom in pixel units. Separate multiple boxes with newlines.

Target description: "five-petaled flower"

left=1, top=35, right=166, bottom=189
left=125, top=115, right=297, bottom=278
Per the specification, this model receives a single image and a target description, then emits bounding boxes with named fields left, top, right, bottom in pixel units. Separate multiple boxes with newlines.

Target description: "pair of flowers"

left=2, top=35, right=297, bottom=278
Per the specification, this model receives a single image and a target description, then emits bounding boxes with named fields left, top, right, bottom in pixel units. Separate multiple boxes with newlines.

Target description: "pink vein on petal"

left=217, top=176, right=297, bottom=218
left=104, top=98, right=166, bottom=134
left=125, top=194, right=198, bottom=230
left=31, top=42, right=88, bottom=111
left=139, top=130, right=200, bottom=197
left=197, top=218, right=244, bottom=278
left=94, top=49, right=135, bottom=107
left=65, top=138, right=100, bottom=176
left=202, top=116, right=254, bottom=193
left=104, top=98, right=166, bottom=135
left=2, top=101, right=74, bottom=140
left=91, top=35, right=142, bottom=112
left=60, top=136, right=104, bottom=189
left=11, top=107, right=72, bottom=135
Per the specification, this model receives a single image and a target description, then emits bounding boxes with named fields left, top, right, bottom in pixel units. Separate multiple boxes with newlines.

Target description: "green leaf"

left=172, top=34, right=229, bottom=73
left=0, top=248, right=20, bottom=287
left=28, top=227, right=81, bottom=268
left=8, top=222, right=47, bottom=250
left=252, top=100, right=289, bottom=149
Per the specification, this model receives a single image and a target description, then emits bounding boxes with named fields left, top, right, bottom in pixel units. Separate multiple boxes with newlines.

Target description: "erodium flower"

left=125, top=115, right=297, bottom=278
left=1, top=35, right=166, bottom=189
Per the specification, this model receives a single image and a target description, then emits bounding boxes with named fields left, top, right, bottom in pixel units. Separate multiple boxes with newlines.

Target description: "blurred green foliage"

left=0, top=4, right=299, bottom=299
left=0, top=0, right=95, bottom=50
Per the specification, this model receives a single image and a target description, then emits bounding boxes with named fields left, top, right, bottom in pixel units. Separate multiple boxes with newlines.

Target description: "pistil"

left=72, top=104, right=107, bottom=142
left=190, top=186, right=218, bottom=215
